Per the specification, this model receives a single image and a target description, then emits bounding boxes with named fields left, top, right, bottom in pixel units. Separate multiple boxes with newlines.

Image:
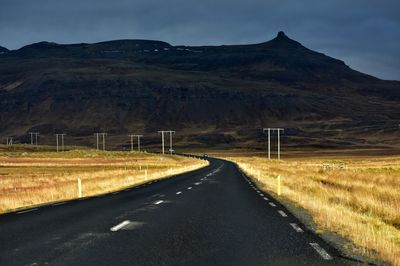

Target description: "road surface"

left=0, top=157, right=357, bottom=265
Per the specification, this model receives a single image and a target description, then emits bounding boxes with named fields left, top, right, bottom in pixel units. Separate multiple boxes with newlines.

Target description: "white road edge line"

left=309, top=243, right=333, bottom=260
left=176, top=191, right=182, bottom=195
left=263, top=197, right=269, bottom=201
left=110, top=220, right=131, bottom=232
left=52, top=202, right=67, bottom=206
left=154, top=200, right=164, bottom=205
left=278, top=210, right=288, bottom=217
left=269, top=202, right=276, bottom=207
left=17, top=208, right=38, bottom=214
left=289, top=223, right=304, bottom=233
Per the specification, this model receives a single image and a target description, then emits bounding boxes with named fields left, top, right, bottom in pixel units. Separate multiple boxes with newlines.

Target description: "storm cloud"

left=0, top=0, right=399, bottom=80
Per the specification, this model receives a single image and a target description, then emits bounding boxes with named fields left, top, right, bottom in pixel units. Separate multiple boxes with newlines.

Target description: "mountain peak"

left=276, top=31, right=288, bottom=39
left=263, top=31, right=303, bottom=48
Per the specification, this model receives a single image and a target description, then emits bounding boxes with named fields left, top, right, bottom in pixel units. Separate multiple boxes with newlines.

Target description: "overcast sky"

left=0, top=0, right=399, bottom=80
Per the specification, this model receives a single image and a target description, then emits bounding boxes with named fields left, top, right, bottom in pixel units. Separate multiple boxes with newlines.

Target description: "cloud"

left=0, top=0, right=399, bottom=80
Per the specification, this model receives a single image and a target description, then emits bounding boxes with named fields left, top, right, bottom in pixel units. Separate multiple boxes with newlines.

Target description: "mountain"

left=0, top=46, right=8, bottom=54
left=0, top=32, right=399, bottom=150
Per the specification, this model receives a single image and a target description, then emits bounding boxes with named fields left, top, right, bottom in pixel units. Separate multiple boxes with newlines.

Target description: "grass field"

left=223, top=152, right=400, bottom=265
left=0, top=145, right=208, bottom=214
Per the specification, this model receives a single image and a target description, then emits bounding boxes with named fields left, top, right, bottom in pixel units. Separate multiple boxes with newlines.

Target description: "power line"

left=167, top=130, right=176, bottom=154
left=128, top=134, right=143, bottom=152
left=29, top=132, right=39, bottom=146
left=158, top=130, right=175, bottom=155
left=94, top=132, right=107, bottom=151
left=55, top=134, right=66, bottom=152
left=158, top=131, right=167, bottom=154
left=6, top=137, right=13, bottom=146
left=263, top=128, right=284, bottom=160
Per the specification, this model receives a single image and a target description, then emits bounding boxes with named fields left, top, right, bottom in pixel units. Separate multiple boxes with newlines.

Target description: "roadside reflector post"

left=78, top=178, right=82, bottom=198
left=257, top=170, right=260, bottom=181
left=145, top=170, right=148, bottom=180
left=277, top=175, right=281, bottom=196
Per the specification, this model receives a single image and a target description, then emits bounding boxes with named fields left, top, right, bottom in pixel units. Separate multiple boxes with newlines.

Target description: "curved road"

left=0, top=157, right=357, bottom=266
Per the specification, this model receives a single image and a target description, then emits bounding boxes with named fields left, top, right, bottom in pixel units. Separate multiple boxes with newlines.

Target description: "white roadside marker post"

left=78, top=178, right=82, bottom=198
left=145, top=169, right=148, bottom=181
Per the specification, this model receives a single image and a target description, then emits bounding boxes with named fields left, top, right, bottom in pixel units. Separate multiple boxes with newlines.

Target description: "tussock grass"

left=226, top=154, right=400, bottom=265
left=0, top=148, right=208, bottom=213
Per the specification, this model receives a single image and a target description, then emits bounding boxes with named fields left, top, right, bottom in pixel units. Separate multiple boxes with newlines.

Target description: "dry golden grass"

left=0, top=147, right=208, bottom=213
left=224, top=153, right=400, bottom=265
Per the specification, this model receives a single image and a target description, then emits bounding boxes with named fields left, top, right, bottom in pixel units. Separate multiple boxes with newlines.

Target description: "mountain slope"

left=0, top=46, right=8, bottom=54
left=0, top=32, right=399, bottom=149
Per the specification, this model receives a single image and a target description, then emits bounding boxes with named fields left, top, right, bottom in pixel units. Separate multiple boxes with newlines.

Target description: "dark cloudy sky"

left=0, top=0, right=399, bottom=80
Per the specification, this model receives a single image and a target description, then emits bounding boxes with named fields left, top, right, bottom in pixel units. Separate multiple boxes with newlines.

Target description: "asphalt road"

left=0, top=157, right=358, bottom=266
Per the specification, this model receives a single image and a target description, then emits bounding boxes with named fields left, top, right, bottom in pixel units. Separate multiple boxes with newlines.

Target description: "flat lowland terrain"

left=0, top=145, right=207, bottom=214
left=221, top=150, right=400, bottom=265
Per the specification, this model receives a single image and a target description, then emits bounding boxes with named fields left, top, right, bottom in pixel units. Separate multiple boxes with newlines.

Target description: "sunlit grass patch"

left=0, top=148, right=208, bottom=213
left=224, top=154, right=400, bottom=265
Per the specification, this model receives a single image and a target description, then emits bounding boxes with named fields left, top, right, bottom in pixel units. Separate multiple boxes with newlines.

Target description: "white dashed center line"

left=278, top=210, right=288, bottom=217
left=154, top=200, right=164, bottom=205
left=289, top=223, right=304, bottom=233
left=263, top=197, right=269, bottom=201
left=176, top=191, right=182, bottom=195
left=17, top=208, right=38, bottom=214
left=194, top=182, right=201, bottom=185
left=269, top=202, right=277, bottom=207
left=187, top=187, right=192, bottom=190
left=110, top=220, right=130, bottom=232
left=309, top=243, right=333, bottom=260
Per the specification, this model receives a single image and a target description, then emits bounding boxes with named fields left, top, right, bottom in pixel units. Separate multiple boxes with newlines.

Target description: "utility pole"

left=29, top=132, right=39, bottom=146
left=6, top=137, right=13, bottom=146
left=158, top=131, right=166, bottom=154
left=277, top=129, right=282, bottom=160
left=167, top=130, right=176, bottom=154
left=55, top=134, right=66, bottom=152
left=262, top=128, right=271, bottom=159
left=101, top=133, right=107, bottom=151
left=263, top=128, right=284, bottom=160
left=133, top=135, right=143, bottom=152
left=158, top=130, right=175, bottom=155
left=128, top=134, right=135, bottom=152
left=94, top=133, right=107, bottom=151
left=95, top=133, right=99, bottom=150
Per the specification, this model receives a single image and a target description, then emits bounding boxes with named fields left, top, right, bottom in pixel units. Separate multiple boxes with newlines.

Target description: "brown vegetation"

left=0, top=146, right=207, bottom=213
left=223, top=153, right=400, bottom=265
